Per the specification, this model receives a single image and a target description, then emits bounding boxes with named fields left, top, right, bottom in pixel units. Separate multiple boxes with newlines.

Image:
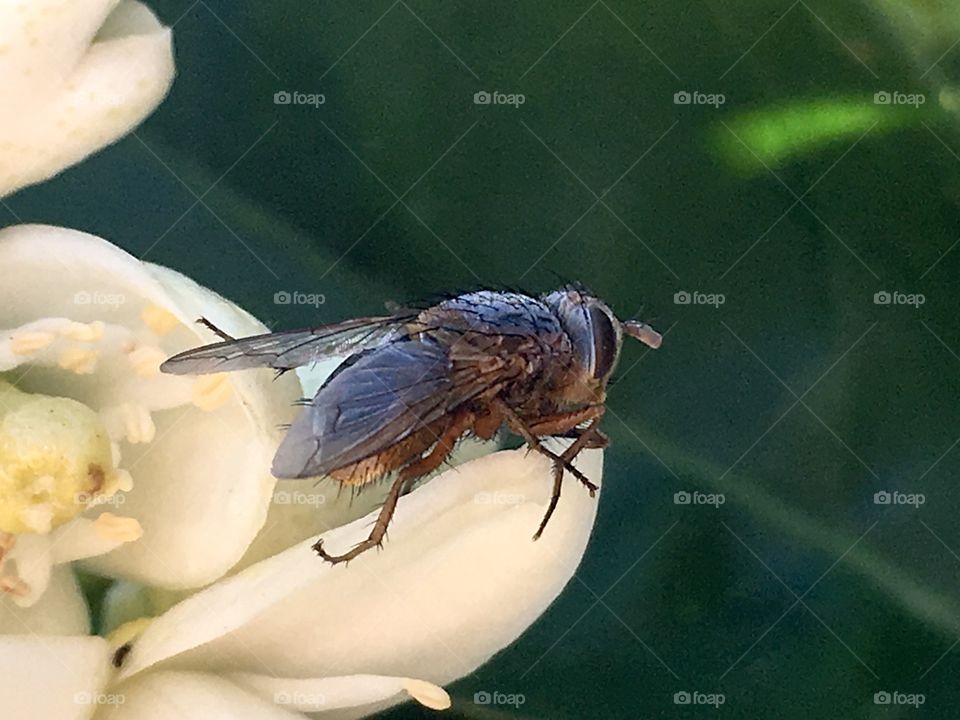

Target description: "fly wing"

left=271, top=338, right=456, bottom=479
left=160, top=315, right=415, bottom=375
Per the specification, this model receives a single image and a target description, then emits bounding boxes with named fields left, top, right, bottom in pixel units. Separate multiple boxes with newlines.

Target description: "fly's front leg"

left=526, top=405, right=608, bottom=450
left=493, top=401, right=602, bottom=539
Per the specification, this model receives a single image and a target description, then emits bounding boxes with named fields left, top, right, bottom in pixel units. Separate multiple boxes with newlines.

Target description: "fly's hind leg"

left=312, top=410, right=475, bottom=565
left=312, top=471, right=410, bottom=565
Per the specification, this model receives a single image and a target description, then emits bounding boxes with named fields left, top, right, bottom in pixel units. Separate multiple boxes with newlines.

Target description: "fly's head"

left=543, top=287, right=662, bottom=405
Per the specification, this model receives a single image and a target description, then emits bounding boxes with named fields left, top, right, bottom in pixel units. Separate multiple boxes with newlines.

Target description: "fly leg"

left=312, top=472, right=409, bottom=565
left=496, top=402, right=603, bottom=491
left=313, top=410, right=474, bottom=565
left=196, top=317, right=235, bottom=341
left=526, top=406, right=609, bottom=449
left=493, top=401, right=603, bottom=539
left=532, top=416, right=607, bottom=539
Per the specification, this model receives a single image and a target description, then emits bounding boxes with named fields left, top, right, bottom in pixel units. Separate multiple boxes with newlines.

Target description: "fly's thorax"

left=542, top=288, right=624, bottom=399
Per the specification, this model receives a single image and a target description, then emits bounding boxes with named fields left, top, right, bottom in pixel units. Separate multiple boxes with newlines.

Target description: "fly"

left=161, top=286, right=662, bottom=564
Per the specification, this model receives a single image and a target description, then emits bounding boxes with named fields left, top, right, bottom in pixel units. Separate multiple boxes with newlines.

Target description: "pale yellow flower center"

left=0, top=381, right=125, bottom=534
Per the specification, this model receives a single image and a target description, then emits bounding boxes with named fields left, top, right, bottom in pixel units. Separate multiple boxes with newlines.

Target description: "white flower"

left=1, top=443, right=602, bottom=718
left=0, top=223, right=302, bottom=606
left=0, top=0, right=175, bottom=197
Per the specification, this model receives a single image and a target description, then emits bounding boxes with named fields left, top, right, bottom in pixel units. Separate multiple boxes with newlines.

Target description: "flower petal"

left=102, top=671, right=306, bottom=720
left=230, top=671, right=450, bottom=713
left=0, top=565, right=89, bottom=635
left=118, top=443, right=602, bottom=699
left=0, top=1, right=175, bottom=196
left=0, top=634, right=111, bottom=720
left=0, top=225, right=299, bottom=589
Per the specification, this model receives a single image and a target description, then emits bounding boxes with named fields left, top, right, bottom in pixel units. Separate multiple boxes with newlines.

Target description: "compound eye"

left=589, top=305, right=619, bottom=379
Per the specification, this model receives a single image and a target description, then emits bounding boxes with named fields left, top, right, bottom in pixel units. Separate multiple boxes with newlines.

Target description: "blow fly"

left=161, top=287, right=662, bottom=564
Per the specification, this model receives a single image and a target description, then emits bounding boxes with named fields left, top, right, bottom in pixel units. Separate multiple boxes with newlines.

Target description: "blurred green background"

left=9, top=1, right=960, bottom=717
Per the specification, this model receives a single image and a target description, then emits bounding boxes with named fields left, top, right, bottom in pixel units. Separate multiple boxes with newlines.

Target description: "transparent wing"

left=271, top=338, right=453, bottom=478
left=160, top=314, right=416, bottom=375
left=271, top=337, right=513, bottom=479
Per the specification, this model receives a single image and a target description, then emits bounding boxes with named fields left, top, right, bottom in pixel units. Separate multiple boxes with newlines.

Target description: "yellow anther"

left=127, top=345, right=167, bottom=377
left=141, top=304, right=179, bottom=336
left=192, top=373, right=232, bottom=411
left=94, top=513, right=143, bottom=543
left=60, top=321, right=105, bottom=342
left=58, top=347, right=98, bottom=374
left=404, top=680, right=451, bottom=710
left=9, top=331, right=55, bottom=355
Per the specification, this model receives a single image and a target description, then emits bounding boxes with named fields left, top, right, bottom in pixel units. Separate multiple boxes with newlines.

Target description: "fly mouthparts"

left=623, top=320, right=662, bottom=349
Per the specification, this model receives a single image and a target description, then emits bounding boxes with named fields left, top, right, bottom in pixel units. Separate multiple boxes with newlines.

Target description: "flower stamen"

left=141, top=304, right=179, bottom=336
left=9, top=330, right=55, bottom=355
left=94, top=512, right=143, bottom=543
left=58, top=346, right=98, bottom=374
left=192, top=373, right=232, bottom=411
left=59, top=320, right=105, bottom=342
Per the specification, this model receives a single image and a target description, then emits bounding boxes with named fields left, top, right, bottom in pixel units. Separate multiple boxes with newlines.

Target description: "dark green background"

left=9, top=2, right=960, bottom=717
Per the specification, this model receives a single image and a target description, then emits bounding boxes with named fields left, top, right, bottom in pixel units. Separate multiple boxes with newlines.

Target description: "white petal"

left=0, top=565, right=89, bottom=635
left=101, top=671, right=306, bottom=720
left=231, top=672, right=450, bottom=713
left=118, top=444, right=602, bottom=696
left=0, top=635, right=111, bottom=720
left=0, top=225, right=299, bottom=589
left=238, top=435, right=498, bottom=569
left=0, top=1, right=175, bottom=196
